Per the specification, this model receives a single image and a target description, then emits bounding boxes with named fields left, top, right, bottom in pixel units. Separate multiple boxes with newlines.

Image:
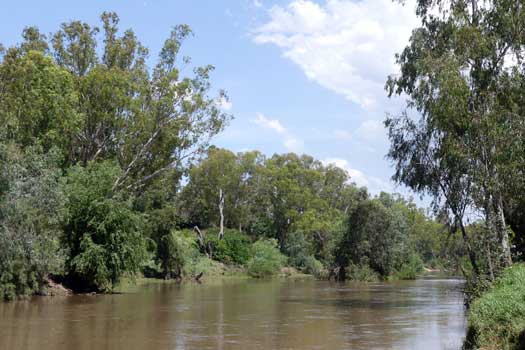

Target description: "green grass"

left=466, top=264, right=525, bottom=350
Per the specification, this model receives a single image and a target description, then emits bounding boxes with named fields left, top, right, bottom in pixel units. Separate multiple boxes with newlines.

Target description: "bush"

left=247, top=239, right=286, bottom=277
left=345, top=264, right=380, bottom=282
left=159, top=231, right=198, bottom=279
left=336, top=199, right=409, bottom=278
left=0, top=145, right=65, bottom=300
left=62, top=162, right=148, bottom=292
left=465, top=264, right=525, bottom=350
left=205, top=229, right=252, bottom=265
left=184, top=256, right=224, bottom=278
left=303, top=255, right=327, bottom=278
left=394, top=253, right=423, bottom=280
left=284, top=231, right=311, bottom=269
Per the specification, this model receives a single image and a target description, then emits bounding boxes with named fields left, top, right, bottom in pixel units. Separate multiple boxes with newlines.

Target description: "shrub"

left=205, top=229, right=252, bottom=265
left=336, top=199, right=409, bottom=278
left=247, top=239, right=286, bottom=277
left=465, top=264, right=525, bottom=350
left=345, top=264, right=380, bottom=282
left=394, top=253, right=424, bottom=280
left=185, top=256, right=224, bottom=278
left=0, top=145, right=65, bottom=300
left=284, top=231, right=311, bottom=269
left=62, top=162, right=148, bottom=292
left=159, top=231, right=198, bottom=279
left=303, top=255, right=327, bottom=278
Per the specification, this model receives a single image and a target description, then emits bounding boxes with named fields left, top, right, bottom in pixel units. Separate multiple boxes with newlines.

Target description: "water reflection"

left=0, top=276, right=465, bottom=350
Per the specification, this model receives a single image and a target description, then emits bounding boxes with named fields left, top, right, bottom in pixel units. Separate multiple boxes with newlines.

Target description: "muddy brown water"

left=0, top=276, right=465, bottom=350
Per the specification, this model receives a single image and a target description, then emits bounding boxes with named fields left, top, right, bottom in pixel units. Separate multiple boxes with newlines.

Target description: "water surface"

left=0, top=276, right=465, bottom=350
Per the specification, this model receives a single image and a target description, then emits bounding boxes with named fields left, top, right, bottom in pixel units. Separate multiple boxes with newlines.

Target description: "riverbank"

left=465, top=264, right=525, bottom=350
left=36, top=264, right=313, bottom=297
left=114, top=268, right=314, bottom=293
left=45, top=267, right=440, bottom=299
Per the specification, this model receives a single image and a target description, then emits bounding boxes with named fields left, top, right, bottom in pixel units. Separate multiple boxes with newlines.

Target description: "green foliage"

left=393, top=253, right=424, bottom=280
left=466, top=264, right=525, bottom=350
left=334, top=193, right=441, bottom=281
left=181, top=149, right=364, bottom=266
left=284, top=231, right=312, bottom=269
left=184, top=256, right=224, bottom=278
left=1, top=12, right=229, bottom=189
left=247, top=239, right=286, bottom=277
left=158, top=230, right=198, bottom=279
left=62, top=162, right=148, bottom=291
left=0, top=144, right=64, bottom=300
left=0, top=12, right=229, bottom=298
left=345, top=264, right=380, bottom=282
left=303, top=256, right=326, bottom=278
left=336, top=197, right=408, bottom=277
left=0, top=50, right=80, bottom=153
left=205, top=229, right=252, bottom=265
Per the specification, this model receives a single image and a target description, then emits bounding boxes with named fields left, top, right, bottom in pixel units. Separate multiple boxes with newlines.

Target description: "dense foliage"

left=62, top=162, right=148, bottom=291
left=247, top=239, right=286, bottom=277
left=0, top=144, right=64, bottom=300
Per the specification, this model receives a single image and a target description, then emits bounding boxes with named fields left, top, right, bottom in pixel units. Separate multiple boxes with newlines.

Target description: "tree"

left=386, top=0, right=525, bottom=276
left=61, top=162, right=148, bottom=291
left=1, top=12, right=230, bottom=192
left=336, top=197, right=409, bottom=278
left=0, top=50, right=79, bottom=154
left=0, top=143, right=65, bottom=300
left=181, top=148, right=240, bottom=237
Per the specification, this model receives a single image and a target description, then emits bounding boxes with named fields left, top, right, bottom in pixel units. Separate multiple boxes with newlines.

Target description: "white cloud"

left=253, top=0, right=418, bottom=110
left=322, top=158, right=368, bottom=187
left=332, top=119, right=385, bottom=144
left=252, top=113, right=304, bottom=152
left=355, top=119, right=385, bottom=141
left=253, top=113, right=286, bottom=133
left=322, top=157, right=393, bottom=193
left=253, top=0, right=263, bottom=8
left=284, top=137, right=304, bottom=152
left=333, top=129, right=352, bottom=141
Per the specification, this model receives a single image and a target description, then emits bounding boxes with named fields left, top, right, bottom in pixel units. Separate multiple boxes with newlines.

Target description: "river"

left=0, top=276, right=465, bottom=350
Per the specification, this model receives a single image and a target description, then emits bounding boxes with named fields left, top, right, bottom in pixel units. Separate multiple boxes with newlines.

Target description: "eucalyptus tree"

left=386, top=0, right=525, bottom=273
left=1, top=12, right=230, bottom=192
left=180, top=148, right=243, bottom=237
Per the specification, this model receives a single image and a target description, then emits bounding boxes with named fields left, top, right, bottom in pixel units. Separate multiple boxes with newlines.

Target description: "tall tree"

left=386, top=0, right=525, bottom=273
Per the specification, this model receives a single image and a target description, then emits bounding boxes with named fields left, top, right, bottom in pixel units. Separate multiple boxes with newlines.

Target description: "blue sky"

left=0, top=0, right=422, bottom=197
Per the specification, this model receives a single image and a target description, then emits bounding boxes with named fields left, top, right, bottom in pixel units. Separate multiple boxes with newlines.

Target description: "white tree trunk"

left=218, top=188, right=225, bottom=240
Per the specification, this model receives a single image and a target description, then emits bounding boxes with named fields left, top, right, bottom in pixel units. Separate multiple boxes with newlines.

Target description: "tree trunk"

left=458, top=219, right=480, bottom=275
left=495, top=194, right=512, bottom=267
left=193, top=226, right=209, bottom=258
left=218, top=188, right=225, bottom=240
left=485, top=239, right=495, bottom=282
